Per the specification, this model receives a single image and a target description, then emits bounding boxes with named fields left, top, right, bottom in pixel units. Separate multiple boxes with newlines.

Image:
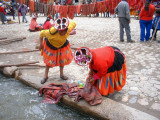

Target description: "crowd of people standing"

left=115, top=0, right=159, bottom=43
left=0, top=0, right=29, bottom=24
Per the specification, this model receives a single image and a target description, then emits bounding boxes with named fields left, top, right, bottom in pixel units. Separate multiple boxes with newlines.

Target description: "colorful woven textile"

left=41, top=39, right=73, bottom=67
left=39, top=82, right=102, bottom=105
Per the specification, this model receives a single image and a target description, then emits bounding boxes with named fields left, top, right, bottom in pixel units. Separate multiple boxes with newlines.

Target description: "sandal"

left=41, top=77, right=48, bottom=84
left=60, top=75, right=68, bottom=80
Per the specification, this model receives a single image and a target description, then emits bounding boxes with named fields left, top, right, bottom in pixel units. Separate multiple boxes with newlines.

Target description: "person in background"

left=43, top=16, right=52, bottom=30
left=106, top=8, right=110, bottom=17
left=74, top=46, right=126, bottom=96
left=115, top=0, right=135, bottom=43
left=19, top=3, right=28, bottom=23
left=155, top=1, right=160, bottom=9
left=29, top=14, right=42, bottom=32
left=10, top=6, right=15, bottom=20
left=151, top=10, right=160, bottom=41
left=39, top=17, right=76, bottom=84
left=139, top=0, right=155, bottom=42
left=0, top=3, right=6, bottom=24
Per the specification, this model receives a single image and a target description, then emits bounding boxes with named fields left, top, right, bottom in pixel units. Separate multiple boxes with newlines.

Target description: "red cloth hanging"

left=95, top=2, right=101, bottom=13
left=59, top=5, right=68, bottom=18
left=29, top=0, right=35, bottom=12
left=67, top=0, right=72, bottom=5
left=54, top=5, right=60, bottom=14
left=81, top=4, right=90, bottom=16
left=76, top=5, right=82, bottom=14
left=48, top=4, right=52, bottom=15
left=100, top=1, right=106, bottom=13
left=107, top=0, right=113, bottom=14
left=90, top=3, right=96, bottom=14
left=51, top=5, right=55, bottom=15
left=68, top=5, right=76, bottom=19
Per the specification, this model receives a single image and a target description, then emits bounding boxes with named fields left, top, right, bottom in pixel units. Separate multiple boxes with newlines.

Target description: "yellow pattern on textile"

left=40, top=21, right=76, bottom=48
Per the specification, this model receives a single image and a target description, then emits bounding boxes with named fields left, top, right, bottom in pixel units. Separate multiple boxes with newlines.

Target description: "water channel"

left=0, top=74, right=97, bottom=120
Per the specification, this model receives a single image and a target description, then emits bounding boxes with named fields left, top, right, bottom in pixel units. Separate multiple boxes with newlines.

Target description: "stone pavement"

left=0, top=15, right=159, bottom=119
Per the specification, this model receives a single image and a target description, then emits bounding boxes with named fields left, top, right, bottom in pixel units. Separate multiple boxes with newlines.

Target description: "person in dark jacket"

left=115, top=0, right=135, bottom=43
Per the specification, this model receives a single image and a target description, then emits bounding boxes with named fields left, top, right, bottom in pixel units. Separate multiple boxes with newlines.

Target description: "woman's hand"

left=87, top=78, right=95, bottom=85
left=88, top=78, right=94, bottom=83
left=39, top=37, right=43, bottom=50
left=39, top=43, right=43, bottom=50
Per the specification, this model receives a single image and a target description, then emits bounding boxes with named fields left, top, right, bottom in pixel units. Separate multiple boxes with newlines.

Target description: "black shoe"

left=127, top=40, right=135, bottom=43
left=120, top=40, right=124, bottom=42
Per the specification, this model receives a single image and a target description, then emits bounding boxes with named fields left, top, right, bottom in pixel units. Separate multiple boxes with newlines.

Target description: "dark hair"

left=156, top=10, right=160, bottom=15
left=144, top=0, right=151, bottom=11
left=44, top=17, right=50, bottom=25
left=46, top=17, right=50, bottom=21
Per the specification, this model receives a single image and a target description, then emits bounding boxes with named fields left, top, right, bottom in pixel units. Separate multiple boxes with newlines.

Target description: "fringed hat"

left=54, top=17, right=69, bottom=31
left=74, top=47, right=92, bottom=66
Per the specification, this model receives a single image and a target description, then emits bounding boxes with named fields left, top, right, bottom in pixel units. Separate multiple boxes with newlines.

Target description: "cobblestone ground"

left=0, top=15, right=160, bottom=118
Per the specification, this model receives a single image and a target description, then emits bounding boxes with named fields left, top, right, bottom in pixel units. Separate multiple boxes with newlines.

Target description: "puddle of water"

left=0, top=74, right=97, bottom=120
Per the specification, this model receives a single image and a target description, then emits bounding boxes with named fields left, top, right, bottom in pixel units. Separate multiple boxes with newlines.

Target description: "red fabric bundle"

left=68, top=5, right=76, bottom=19
left=39, top=82, right=102, bottom=105
left=75, top=79, right=102, bottom=106
left=39, top=83, right=77, bottom=104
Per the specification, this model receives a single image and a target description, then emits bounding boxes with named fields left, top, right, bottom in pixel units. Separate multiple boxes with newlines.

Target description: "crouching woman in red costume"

left=29, top=14, right=42, bottom=32
left=74, top=46, right=126, bottom=96
left=39, top=17, right=76, bottom=84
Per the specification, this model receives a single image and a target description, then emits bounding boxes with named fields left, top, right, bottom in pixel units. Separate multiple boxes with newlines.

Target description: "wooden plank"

left=0, top=37, right=7, bottom=40
left=0, top=49, right=39, bottom=55
left=0, top=61, right=39, bottom=67
left=0, top=37, right=26, bottom=43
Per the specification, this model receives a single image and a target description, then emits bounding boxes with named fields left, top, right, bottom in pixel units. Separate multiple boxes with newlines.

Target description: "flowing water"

left=0, top=74, right=97, bottom=120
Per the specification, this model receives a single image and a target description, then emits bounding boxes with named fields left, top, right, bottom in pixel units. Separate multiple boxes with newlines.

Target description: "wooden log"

left=0, top=61, right=39, bottom=68
left=0, top=49, right=39, bottom=55
left=21, top=64, right=45, bottom=67
left=0, top=37, right=7, bottom=40
left=0, top=37, right=26, bottom=43
left=70, top=46, right=78, bottom=50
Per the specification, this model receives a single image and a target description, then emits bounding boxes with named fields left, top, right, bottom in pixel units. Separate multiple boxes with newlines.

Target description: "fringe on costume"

left=41, top=38, right=73, bottom=67
left=93, top=47, right=126, bottom=96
